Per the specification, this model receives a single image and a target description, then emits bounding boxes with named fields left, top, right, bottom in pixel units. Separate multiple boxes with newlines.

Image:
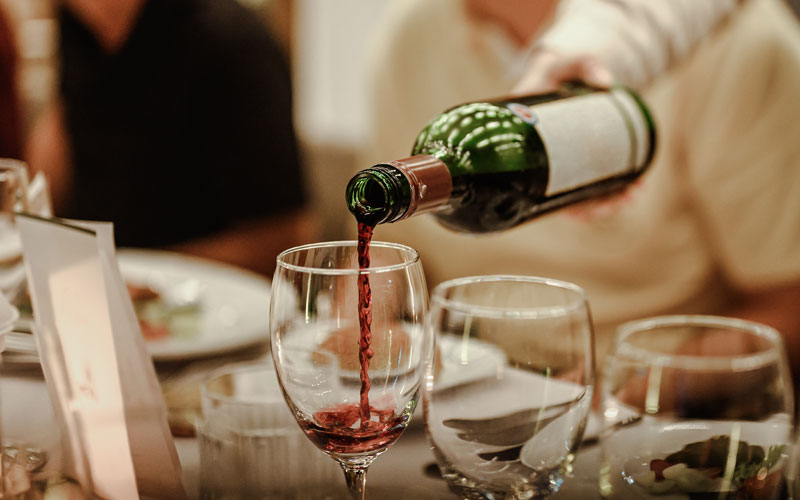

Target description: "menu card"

left=17, top=214, right=187, bottom=500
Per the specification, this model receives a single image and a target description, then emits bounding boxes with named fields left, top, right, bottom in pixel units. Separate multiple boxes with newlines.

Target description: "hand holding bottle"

left=512, top=48, right=614, bottom=95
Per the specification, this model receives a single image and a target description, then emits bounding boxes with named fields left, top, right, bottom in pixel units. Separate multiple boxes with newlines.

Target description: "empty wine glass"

left=599, top=315, right=794, bottom=499
left=424, top=275, right=595, bottom=499
left=0, top=158, right=29, bottom=299
left=0, top=158, right=29, bottom=215
left=270, top=241, right=431, bottom=499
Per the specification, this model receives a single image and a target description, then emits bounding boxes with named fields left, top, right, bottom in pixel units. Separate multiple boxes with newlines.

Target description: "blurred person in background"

left=360, top=0, right=800, bottom=380
left=26, top=0, right=313, bottom=276
left=0, top=3, right=23, bottom=160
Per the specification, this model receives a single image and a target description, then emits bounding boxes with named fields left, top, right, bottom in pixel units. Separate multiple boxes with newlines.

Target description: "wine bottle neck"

left=346, top=165, right=410, bottom=226
left=379, top=155, right=452, bottom=221
left=346, top=155, right=452, bottom=226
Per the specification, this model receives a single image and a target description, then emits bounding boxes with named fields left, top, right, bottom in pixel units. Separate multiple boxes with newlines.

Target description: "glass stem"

left=342, top=466, right=368, bottom=500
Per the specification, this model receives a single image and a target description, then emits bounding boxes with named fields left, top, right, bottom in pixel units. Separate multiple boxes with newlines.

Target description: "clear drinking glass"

left=197, top=362, right=341, bottom=499
left=424, top=275, right=595, bottom=499
left=270, top=241, right=431, bottom=500
left=0, top=159, right=29, bottom=300
left=0, top=159, right=29, bottom=215
left=599, top=315, right=794, bottom=499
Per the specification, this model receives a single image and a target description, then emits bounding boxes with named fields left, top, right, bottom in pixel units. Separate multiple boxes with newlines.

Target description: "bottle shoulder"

left=409, top=84, right=623, bottom=174
left=411, top=101, right=540, bottom=175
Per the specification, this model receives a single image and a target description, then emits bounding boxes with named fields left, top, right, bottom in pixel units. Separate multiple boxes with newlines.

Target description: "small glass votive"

left=0, top=158, right=29, bottom=301
left=197, top=361, right=341, bottom=500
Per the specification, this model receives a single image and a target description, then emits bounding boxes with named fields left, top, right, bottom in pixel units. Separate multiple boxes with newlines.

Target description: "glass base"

left=437, top=461, right=564, bottom=500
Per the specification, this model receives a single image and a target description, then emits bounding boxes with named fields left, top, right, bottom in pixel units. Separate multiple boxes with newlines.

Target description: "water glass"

left=0, top=159, right=29, bottom=299
left=599, top=315, right=794, bottom=499
left=197, top=362, right=340, bottom=499
left=424, top=275, right=595, bottom=499
left=0, top=159, right=29, bottom=215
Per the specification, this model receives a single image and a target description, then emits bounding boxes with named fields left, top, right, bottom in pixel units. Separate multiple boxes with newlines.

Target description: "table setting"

left=0, top=164, right=794, bottom=500
left=168, top=247, right=798, bottom=499
left=0, top=234, right=796, bottom=499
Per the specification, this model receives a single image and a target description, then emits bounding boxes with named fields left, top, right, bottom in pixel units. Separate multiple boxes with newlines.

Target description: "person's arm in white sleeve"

left=514, top=0, right=744, bottom=92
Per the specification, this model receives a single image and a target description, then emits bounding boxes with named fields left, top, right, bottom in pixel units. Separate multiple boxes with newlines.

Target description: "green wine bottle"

left=346, top=83, right=655, bottom=232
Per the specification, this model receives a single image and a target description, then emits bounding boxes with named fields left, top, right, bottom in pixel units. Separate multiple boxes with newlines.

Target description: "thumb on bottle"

left=580, top=59, right=614, bottom=88
left=512, top=50, right=616, bottom=95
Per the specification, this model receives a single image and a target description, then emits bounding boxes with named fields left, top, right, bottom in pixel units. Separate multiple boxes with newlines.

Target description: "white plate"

left=118, top=249, right=271, bottom=361
left=0, top=292, right=19, bottom=354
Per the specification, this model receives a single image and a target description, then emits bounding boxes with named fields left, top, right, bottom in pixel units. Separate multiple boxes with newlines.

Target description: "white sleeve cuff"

left=536, top=0, right=740, bottom=88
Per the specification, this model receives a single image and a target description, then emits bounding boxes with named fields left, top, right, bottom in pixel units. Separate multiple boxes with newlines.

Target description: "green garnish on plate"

left=635, top=435, right=786, bottom=499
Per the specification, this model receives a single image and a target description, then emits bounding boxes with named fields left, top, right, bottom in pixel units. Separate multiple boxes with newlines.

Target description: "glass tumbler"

left=0, top=159, right=29, bottom=300
left=197, top=362, right=340, bottom=499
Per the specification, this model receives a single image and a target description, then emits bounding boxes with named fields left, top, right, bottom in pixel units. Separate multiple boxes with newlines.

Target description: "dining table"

left=0, top=242, right=605, bottom=499
left=175, top=412, right=604, bottom=500
left=1, top=339, right=605, bottom=500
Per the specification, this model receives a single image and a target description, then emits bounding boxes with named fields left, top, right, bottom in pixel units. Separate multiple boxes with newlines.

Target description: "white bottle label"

left=519, top=89, right=650, bottom=196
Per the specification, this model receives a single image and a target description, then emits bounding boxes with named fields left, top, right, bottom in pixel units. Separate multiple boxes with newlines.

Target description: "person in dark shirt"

left=27, top=0, right=313, bottom=276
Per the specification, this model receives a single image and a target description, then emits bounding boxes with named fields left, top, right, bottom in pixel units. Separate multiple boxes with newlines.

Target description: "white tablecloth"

left=1, top=361, right=603, bottom=499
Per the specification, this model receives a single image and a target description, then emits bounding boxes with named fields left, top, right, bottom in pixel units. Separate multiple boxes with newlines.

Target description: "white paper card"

left=18, top=215, right=187, bottom=500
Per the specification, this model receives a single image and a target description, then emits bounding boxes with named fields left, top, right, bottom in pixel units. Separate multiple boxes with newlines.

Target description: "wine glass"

left=0, top=158, right=30, bottom=299
left=270, top=241, right=431, bottom=499
left=599, top=315, right=795, bottom=499
left=424, top=275, right=595, bottom=499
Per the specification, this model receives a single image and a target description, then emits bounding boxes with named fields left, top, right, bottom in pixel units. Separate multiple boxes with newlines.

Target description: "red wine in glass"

left=307, top=403, right=408, bottom=455
left=302, top=222, right=404, bottom=456
left=272, top=238, right=428, bottom=500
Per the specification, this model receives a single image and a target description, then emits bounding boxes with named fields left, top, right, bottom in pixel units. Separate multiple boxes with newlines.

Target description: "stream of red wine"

left=356, top=222, right=375, bottom=428
left=308, top=222, right=405, bottom=452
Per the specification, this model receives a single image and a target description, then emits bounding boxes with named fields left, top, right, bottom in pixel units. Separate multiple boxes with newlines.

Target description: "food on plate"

left=312, top=323, right=442, bottom=376
left=10, top=280, right=202, bottom=342
left=127, top=283, right=170, bottom=339
left=127, top=283, right=169, bottom=339
left=127, top=282, right=201, bottom=340
left=126, top=282, right=160, bottom=302
left=635, top=435, right=787, bottom=498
